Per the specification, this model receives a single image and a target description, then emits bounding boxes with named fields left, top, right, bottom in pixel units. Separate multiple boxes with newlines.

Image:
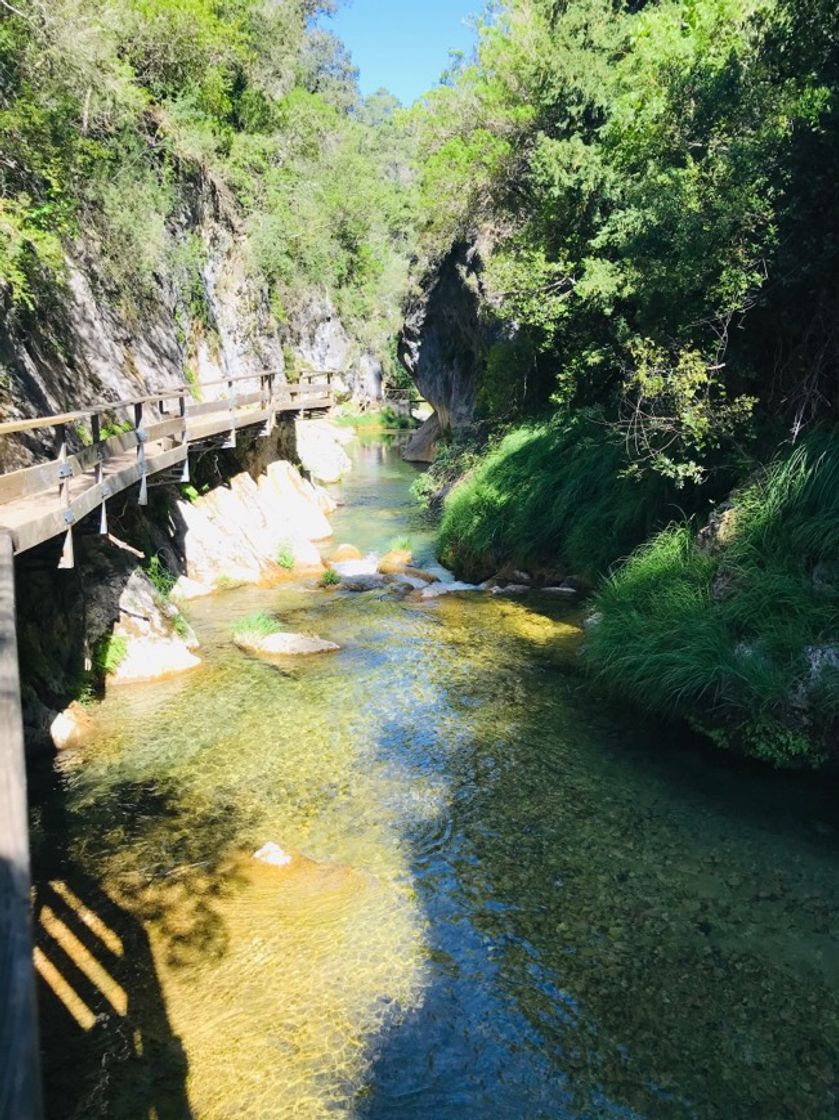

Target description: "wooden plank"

left=0, top=412, right=92, bottom=437
left=0, top=531, right=42, bottom=1120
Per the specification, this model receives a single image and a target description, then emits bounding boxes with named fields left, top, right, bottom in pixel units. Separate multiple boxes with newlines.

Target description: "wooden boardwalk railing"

left=0, top=531, right=42, bottom=1120
left=0, top=372, right=332, bottom=562
left=0, top=370, right=333, bottom=1119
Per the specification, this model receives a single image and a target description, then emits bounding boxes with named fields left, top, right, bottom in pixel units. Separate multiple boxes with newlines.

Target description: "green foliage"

left=145, top=554, right=177, bottom=598
left=333, top=405, right=415, bottom=431
left=438, top=414, right=680, bottom=581
left=388, top=536, right=411, bottom=553
left=410, top=0, right=839, bottom=476
left=0, top=0, right=415, bottom=363
left=318, top=567, right=341, bottom=587
left=586, top=432, right=839, bottom=767
left=276, top=543, right=295, bottom=571
left=233, top=611, right=283, bottom=637
left=92, top=633, right=129, bottom=677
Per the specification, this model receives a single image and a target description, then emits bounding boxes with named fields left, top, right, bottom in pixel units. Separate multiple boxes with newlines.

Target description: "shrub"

left=586, top=431, right=839, bottom=767
left=318, top=568, right=341, bottom=587
left=276, top=544, right=296, bottom=571
left=233, top=612, right=283, bottom=637
left=438, top=413, right=679, bottom=581
left=92, top=633, right=129, bottom=677
left=146, top=554, right=177, bottom=598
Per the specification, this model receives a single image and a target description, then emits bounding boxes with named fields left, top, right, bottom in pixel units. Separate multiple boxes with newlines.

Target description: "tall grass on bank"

left=586, top=432, right=839, bottom=768
left=437, top=414, right=678, bottom=581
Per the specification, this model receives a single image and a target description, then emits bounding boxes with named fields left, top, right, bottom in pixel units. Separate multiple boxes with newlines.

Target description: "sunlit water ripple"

left=30, top=437, right=839, bottom=1120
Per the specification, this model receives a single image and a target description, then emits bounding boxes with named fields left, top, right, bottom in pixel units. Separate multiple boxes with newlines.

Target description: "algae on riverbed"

left=29, top=441, right=839, bottom=1120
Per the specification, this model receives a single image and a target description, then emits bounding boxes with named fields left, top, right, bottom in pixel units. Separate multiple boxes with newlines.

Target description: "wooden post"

left=134, top=402, right=148, bottom=506
left=0, top=532, right=43, bottom=1120
left=91, top=414, right=108, bottom=535
left=55, top=424, right=74, bottom=569
left=178, top=395, right=189, bottom=482
left=224, top=377, right=237, bottom=449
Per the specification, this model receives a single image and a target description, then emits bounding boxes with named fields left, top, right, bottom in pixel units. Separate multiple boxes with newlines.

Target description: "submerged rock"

left=340, top=573, right=388, bottom=592
left=235, top=631, right=340, bottom=657
left=421, top=581, right=483, bottom=598
left=254, top=842, right=293, bottom=868
left=490, top=584, right=530, bottom=596
left=50, top=702, right=94, bottom=751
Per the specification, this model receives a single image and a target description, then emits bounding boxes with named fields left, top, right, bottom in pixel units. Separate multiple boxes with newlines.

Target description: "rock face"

left=109, top=569, right=201, bottom=685
left=295, top=419, right=353, bottom=484
left=0, top=178, right=287, bottom=472
left=402, top=413, right=442, bottom=464
left=289, top=295, right=383, bottom=405
left=173, top=461, right=333, bottom=596
left=398, top=237, right=508, bottom=449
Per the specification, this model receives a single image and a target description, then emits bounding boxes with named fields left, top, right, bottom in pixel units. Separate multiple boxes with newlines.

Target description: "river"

left=30, top=436, right=839, bottom=1119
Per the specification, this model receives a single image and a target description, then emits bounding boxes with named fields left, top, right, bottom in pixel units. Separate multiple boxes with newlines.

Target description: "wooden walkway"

left=0, top=371, right=332, bottom=1119
left=0, top=373, right=332, bottom=562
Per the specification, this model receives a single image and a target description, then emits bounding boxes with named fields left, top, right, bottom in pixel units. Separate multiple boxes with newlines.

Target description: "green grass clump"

left=438, top=413, right=678, bottom=582
left=234, top=612, right=283, bottom=637
left=334, top=405, right=416, bottom=431
left=92, top=633, right=129, bottom=676
left=276, top=544, right=296, bottom=571
left=586, top=431, right=839, bottom=768
left=319, top=568, right=341, bottom=588
left=388, top=536, right=411, bottom=552
left=146, top=554, right=177, bottom=598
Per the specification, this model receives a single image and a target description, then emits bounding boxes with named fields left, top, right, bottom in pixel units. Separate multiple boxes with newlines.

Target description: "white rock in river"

left=253, top=842, right=293, bottom=867
left=490, top=584, right=530, bottom=596
left=235, top=631, right=340, bottom=656
left=421, top=581, right=483, bottom=599
left=332, top=555, right=380, bottom=578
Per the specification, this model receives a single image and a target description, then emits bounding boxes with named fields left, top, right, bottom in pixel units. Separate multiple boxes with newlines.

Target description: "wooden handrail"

left=0, top=530, right=42, bottom=1120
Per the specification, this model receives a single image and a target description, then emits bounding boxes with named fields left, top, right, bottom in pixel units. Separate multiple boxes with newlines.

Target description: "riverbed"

left=31, top=437, right=839, bottom=1119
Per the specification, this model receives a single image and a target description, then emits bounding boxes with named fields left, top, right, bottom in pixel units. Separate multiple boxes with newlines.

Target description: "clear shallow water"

left=30, top=439, right=839, bottom=1120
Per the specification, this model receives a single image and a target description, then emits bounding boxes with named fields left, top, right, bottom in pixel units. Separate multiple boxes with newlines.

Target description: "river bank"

left=29, top=436, right=839, bottom=1120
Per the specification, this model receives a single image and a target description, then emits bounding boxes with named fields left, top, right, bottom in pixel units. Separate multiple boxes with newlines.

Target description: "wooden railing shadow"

left=33, top=867, right=192, bottom=1120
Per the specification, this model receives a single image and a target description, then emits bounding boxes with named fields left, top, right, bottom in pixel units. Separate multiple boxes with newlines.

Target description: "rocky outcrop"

left=295, top=418, right=353, bottom=484
left=398, top=237, right=508, bottom=445
left=0, top=178, right=287, bottom=471
left=289, top=295, right=383, bottom=404
left=402, top=413, right=442, bottom=463
left=173, top=460, right=334, bottom=597
left=109, top=570, right=201, bottom=685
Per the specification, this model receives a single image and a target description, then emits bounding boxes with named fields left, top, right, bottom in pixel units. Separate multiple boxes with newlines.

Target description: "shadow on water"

left=358, top=626, right=839, bottom=1120
left=29, top=756, right=257, bottom=1120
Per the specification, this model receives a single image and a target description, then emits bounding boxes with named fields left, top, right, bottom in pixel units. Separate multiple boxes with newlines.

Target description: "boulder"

left=295, top=418, right=352, bottom=483
left=332, top=555, right=380, bottom=578
left=50, top=702, right=94, bottom=751
left=332, top=543, right=363, bottom=562
left=377, top=549, right=413, bottom=574
left=109, top=569, right=202, bottom=685
left=421, top=581, right=482, bottom=599
left=340, top=573, right=387, bottom=592
left=402, top=412, right=442, bottom=464
left=491, top=584, right=530, bottom=596
left=234, top=631, right=340, bottom=656
left=110, top=637, right=202, bottom=684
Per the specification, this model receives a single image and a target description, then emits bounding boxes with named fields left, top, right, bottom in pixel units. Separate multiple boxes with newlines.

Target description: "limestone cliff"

left=399, top=237, right=507, bottom=461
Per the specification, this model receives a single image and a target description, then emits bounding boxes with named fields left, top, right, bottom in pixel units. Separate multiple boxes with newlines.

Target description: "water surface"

left=31, top=439, right=839, bottom=1119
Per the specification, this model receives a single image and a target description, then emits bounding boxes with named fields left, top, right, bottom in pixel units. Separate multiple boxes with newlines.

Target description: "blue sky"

left=322, top=0, right=481, bottom=106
